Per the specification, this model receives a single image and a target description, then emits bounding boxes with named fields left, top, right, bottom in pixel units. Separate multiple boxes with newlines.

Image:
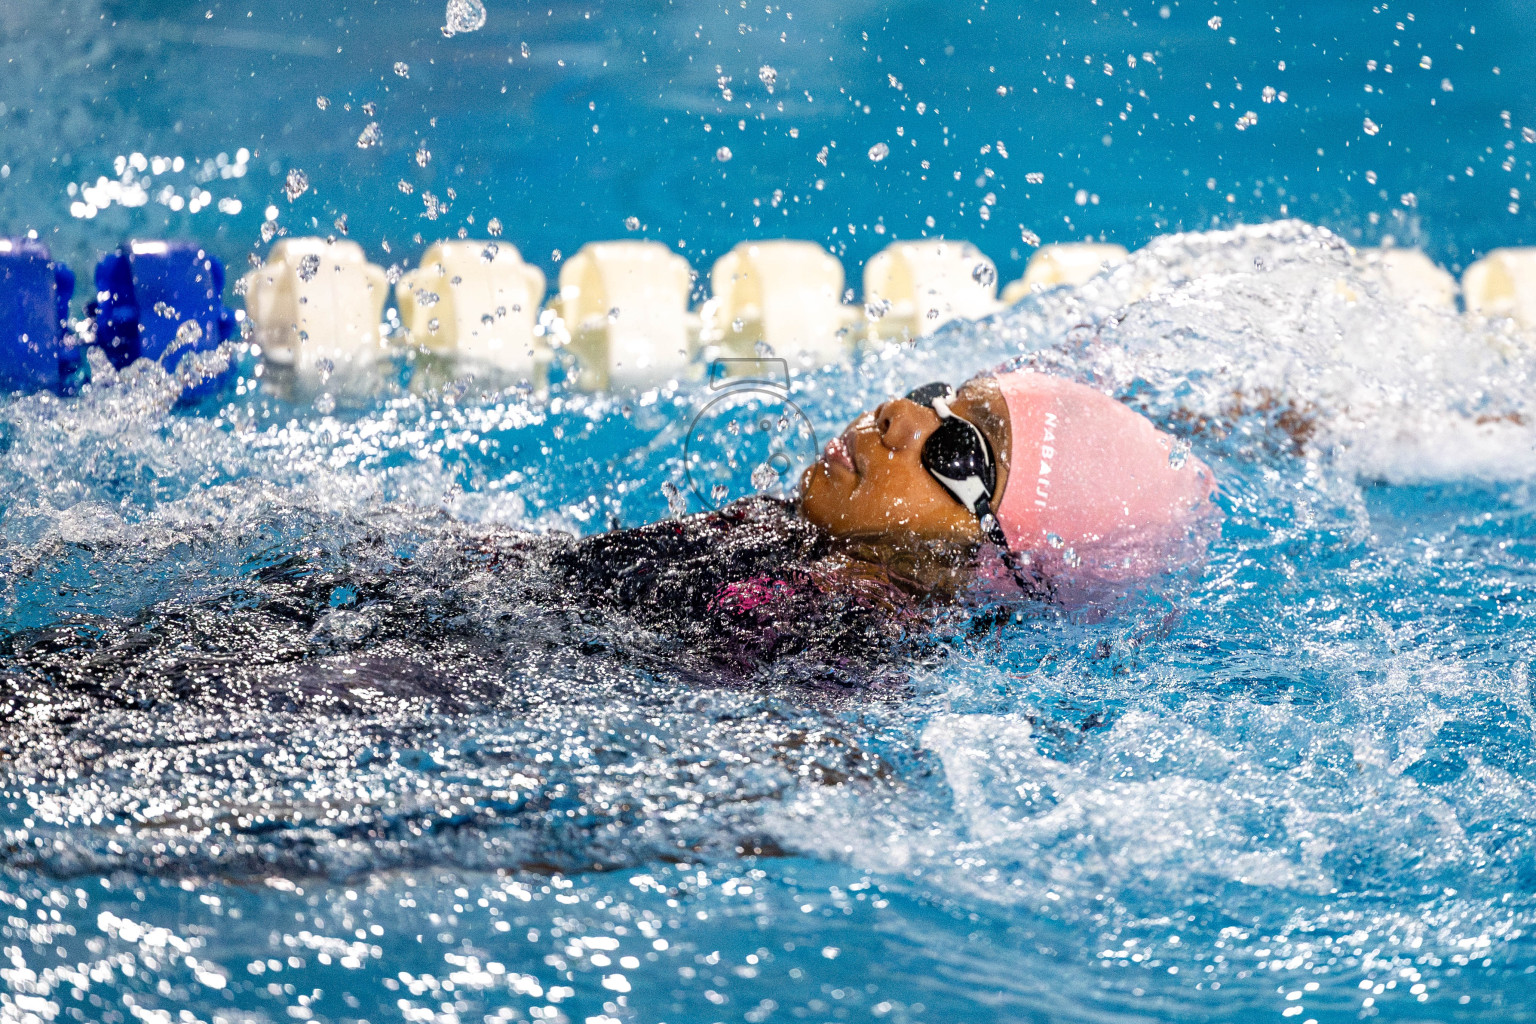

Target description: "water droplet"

left=864, top=298, right=890, bottom=320
left=316, top=96, right=330, bottom=111
left=1019, top=227, right=1040, bottom=247
left=1169, top=437, right=1192, bottom=469
left=315, top=357, right=334, bottom=381
left=152, top=301, right=179, bottom=320
left=520, top=41, right=531, bottom=58
left=711, top=484, right=729, bottom=502
left=607, top=307, right=621, bottom=322
left=481, top=242, right=499, bottom=263
left=442, top=0, right=486, bottom=36
left=283, top=168, right=309, bottom=201
left=758, top=64, right=777, bottom=93
left=1026, top=171, right=1044, bottom=184
left=427, top=317, right=440, bottom=333
left=397, top=179, right=415, bottom=195
left=751, top=462, right=779, bottom=492
left=356, top=122, right=383, bottom=149
left=868, top=141, right=890, bottom=162
left=661, top=481, right=688, bottom=517
left=1419, top=55, right=1432, bottom=70
left=315, top=392, right=336, bottom=414
left=413, top=289, right=441, bottom=308
left=298, top=254, right=321, bottom=282
left=716, top=146, right=733, bottom=162
left=1045, top=532, right=1065, bottom=549
left=394, top=61, right=410, bottom=78
left=1363, top=118, right=1380, bottom=136
left=487, top=217, right=503, bottom=237
left=172, top=319, right=203, bottom=352
left=1207, top=15, right=1222, bottom=29
left=624, top=216, right=640, bottom=231
left=1523, top=127, right=1536, bottom=144
left=971, top=263, right=996, bottom=288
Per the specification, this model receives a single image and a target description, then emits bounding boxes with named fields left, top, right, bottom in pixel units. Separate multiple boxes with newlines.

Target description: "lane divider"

left=92, top=241, right=237, bottom=400
left=863, top=239, right=1002, bottom=344
left=0, top=239, right=78, bottom=394
left=397, top=239, right=547, bottom=379
left=3, top=234, right=1534, bottom=399
left=240, top=238, right=388, bottom=376
left=548, top=240, right=696, bottom=392
left=1464, top=248, right=1536, bottom=327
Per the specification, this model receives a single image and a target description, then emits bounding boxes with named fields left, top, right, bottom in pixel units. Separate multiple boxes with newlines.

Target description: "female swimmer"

left=2, top=369, right=1219, bottom=720
left=490, top=368, right=1219, bottom=680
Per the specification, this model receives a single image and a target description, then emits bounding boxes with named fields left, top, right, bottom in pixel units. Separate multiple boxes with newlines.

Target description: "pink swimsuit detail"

left=993, top=371, right=1217, bottom=579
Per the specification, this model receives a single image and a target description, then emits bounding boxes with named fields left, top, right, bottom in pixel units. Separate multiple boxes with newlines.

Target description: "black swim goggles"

left=906, top=381, right=1053, bottom=599
left=905, top=381, right=1010, bottom=551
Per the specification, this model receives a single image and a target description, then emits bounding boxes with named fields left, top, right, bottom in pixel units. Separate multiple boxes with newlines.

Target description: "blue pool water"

left=5, top=4, right=1536, bottom=1024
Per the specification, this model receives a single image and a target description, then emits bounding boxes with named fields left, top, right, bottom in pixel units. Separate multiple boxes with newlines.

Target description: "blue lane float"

left=91, top=241, right=237, bottom=399
left=0, top=238, right=79, bottom=394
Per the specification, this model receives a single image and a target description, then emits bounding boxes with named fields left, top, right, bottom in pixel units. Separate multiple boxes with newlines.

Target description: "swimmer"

left=488, top=369, right=1219, bottom=680
left=4, top=369, right=1219, bottom=718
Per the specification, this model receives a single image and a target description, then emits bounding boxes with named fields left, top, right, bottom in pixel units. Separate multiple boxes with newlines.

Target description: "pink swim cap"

left=993, top=371, right=1217, bottom=580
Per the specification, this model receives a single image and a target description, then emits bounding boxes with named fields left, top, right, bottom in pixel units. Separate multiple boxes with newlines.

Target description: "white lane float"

left=396, top=239, right=548, bottom=381
left=862, top=239, right=1001, bottom=345
left=239, top=238, right=389, bottom=377
left=1333, top=246, right=1460, bottom=310
left=698, top=240, right=862, bottom=366
left=1000, top=242, right=1129, bottom=304
left=1463, top=248, right=1536, bottom=328
left=546, top=240, right=697, bottom=391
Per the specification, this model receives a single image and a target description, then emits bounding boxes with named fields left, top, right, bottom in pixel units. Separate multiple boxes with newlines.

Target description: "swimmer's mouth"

left=822, top=430, right=856, bottom=474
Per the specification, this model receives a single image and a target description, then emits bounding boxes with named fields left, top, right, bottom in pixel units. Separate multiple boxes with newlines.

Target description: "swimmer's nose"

left=876, top=397, right=939, bottom=452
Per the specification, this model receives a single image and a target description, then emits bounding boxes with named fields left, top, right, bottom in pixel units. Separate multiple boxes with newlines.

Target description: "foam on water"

left=5, top=222, right=1536, bottom=1021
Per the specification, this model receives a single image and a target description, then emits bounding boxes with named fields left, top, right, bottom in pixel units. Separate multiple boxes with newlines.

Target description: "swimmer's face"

left=799, top=375, right=1011, bottom=544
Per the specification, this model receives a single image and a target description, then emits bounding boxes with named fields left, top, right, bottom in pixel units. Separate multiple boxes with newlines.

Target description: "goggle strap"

left=979, top=505, right=1056, bottom=602
left=914, top=382, right=1052, bottom=601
